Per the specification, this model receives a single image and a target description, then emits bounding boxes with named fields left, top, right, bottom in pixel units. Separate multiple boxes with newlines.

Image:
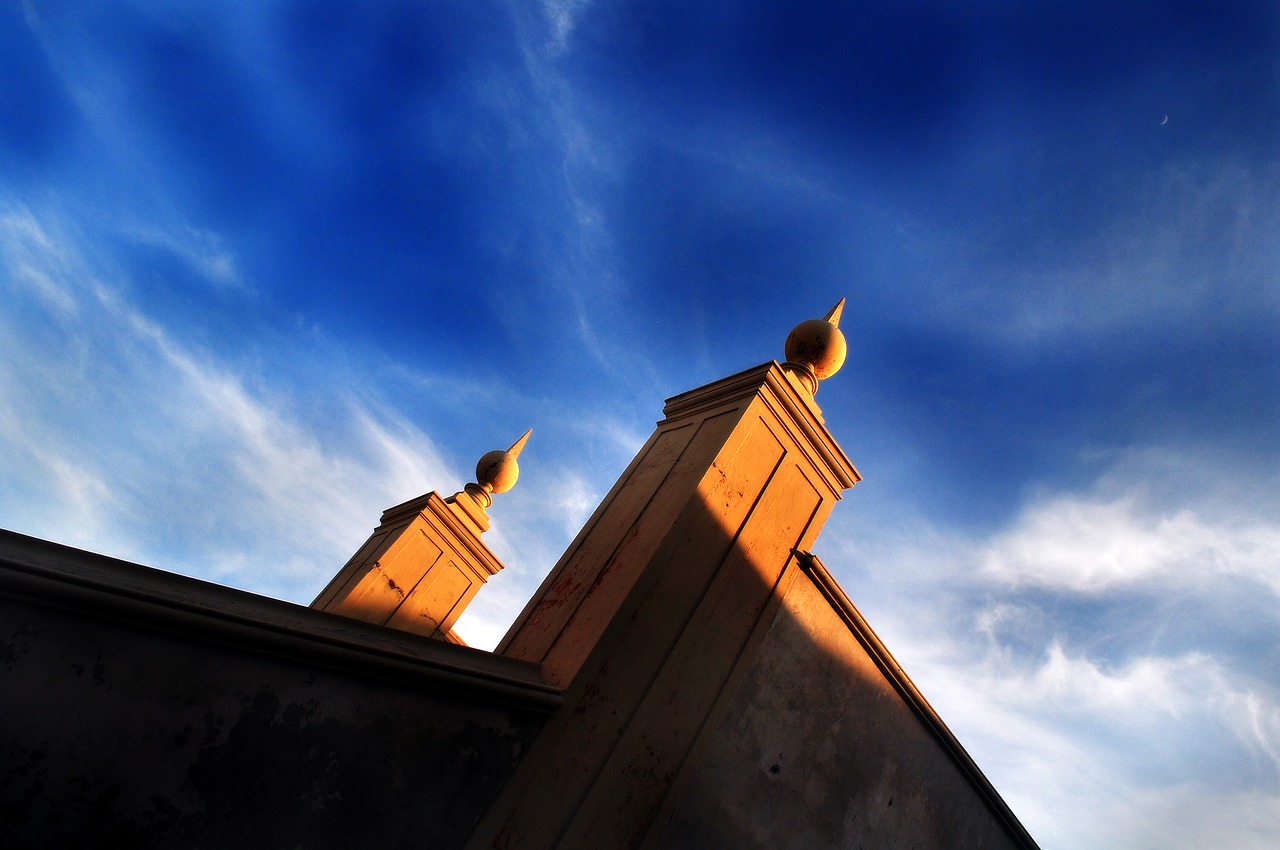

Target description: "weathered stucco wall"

left=0, top=531, right=556, bottom=849
left=653, top=562, right=1030, bottom=850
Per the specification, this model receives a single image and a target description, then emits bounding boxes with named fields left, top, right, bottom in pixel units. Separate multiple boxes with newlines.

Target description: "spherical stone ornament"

left=473, top=429, right=531, bottom=495
left=476, top=449, right=520, bottom=494
left=784, top=317, right=847, bottom=381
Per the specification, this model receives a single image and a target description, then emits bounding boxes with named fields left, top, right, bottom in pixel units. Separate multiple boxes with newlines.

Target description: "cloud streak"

left=3, top=4, right=1277, bottom=847
left=0, top=200, right=457, bottom=598
left=818, top=441, right=1280, bottom=849
left=982, top=493, right=1280, bottom=595
left=124, top=223, right=245, bottom=291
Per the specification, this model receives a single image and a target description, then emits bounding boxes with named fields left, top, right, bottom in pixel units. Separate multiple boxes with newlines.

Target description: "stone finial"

left=476, top=429, right=531, bottom=497
left=782, top=298, right=847, bottom=395
left=447, top=430, right=532, bottom=534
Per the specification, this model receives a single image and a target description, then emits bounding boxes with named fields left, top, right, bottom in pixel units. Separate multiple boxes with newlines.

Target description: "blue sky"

left=2, top=2, right=1278, bottom=847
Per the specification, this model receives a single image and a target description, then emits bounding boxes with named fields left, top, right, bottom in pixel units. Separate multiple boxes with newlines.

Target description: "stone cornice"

left=378, top=491, right=506, bottom=577
left=662, top=361, right=861, bottom=495
left=0, top=529, right=561, bottom=712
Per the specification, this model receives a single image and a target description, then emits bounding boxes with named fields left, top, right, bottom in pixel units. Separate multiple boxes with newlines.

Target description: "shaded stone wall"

left=465, top=362, right=1034, bottom=850
left=469, top=363, right=859, bottom=850
left=0, top=531, right=557, bottom=849
left=650, top=560, right=1031, bottom=850
left=0, top=346, right=1040, bottom=848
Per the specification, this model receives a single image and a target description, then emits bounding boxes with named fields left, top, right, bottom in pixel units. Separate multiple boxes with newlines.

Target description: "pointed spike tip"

left=823, top=298, right=846, bottom=328
left=508, top=429, right=532, bottom=459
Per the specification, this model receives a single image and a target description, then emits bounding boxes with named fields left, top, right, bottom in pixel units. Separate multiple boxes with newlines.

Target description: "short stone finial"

left=782, top=298, right=848, bottom=395
left=313, top=433, right=530, bottom=637
left=447, top=430, right=532, bottom=534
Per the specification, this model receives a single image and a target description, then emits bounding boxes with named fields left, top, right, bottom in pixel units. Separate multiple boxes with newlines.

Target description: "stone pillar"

left=312, top=432, right=530, bottom=643
left=470, top=304, right=859, bottom=849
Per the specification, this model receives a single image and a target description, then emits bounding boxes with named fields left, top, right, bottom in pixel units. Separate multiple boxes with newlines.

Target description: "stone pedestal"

left=472, top=361, right=859, bottom=849
left=311, top=491, right=505, bottom=643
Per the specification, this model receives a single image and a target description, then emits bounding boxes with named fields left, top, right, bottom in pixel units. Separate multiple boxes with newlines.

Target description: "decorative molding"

left=378, top=492, right=506, bottom=577
left=662, top=361, right=860, bottom=494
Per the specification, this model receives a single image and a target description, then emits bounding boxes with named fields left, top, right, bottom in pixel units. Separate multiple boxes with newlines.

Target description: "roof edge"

left=0, top=528, right=562, bottom=713
left=796, top=550, right=1041, bottom=850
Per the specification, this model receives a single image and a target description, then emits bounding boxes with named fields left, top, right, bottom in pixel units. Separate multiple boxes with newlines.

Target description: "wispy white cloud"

left=541, top=0, right=592, bottom=52
left=819, top=443, right=1280, bottom=849
left=1109, top=785, right=1280, bottom=850
left=0, top=205, right=79, bottom=318
left=549, top=470, right=599, bottom=538
left=125, top=223, right=245, bottom=291
left=503, top=3, right=681, bottom=392
left=950, top=158, right=1280, bottom=346
left=981, top=493, right=1280, bottom=595
left=969, top=641, right=1280, bottom=779
left=0, top=201, right=456, bottom=599
left=884, top=622, right=1280, bottom=849
left=0, top=197, right=629, bottom=648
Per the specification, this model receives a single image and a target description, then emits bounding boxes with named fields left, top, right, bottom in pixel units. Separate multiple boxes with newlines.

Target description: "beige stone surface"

left=650, top=558, right=1031, bottom=849
left=313, top=432, right=529, bottom=638
left=1, top=334, right=1040, bottom=848
left=469, top=361, right=859, bottom=850
left=312, top=491, right=504, bottom=640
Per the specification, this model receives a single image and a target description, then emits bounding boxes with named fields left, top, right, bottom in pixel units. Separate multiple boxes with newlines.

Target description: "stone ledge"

left=0, top=528, right=562, bottom=713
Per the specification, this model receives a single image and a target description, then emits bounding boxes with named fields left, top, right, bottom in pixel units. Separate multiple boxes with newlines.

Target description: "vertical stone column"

left=312, top=432, right=530, bottom=643
left=472, top=304, right=859, bottom=849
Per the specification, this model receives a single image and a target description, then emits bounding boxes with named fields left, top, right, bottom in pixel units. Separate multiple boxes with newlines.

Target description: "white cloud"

left=542, top=0, right=591, bottom=52
left=817, top=444, right=1280, bottom=850
left=0, top=205, right=79, bottom=318
left=1109, top=785, right=1280, bottom=850
left=889, top=630, right=1280, bottom=850
left=548, top=470, right=598, bottom=538
left=0, top=197, right=621, bottom=646
left=981, top=492, right=1280, bottom=595
left=1020, top=642, right=1203, bottom=715
left=0, top=201, right=456, bottom=600
left=1219, top=687, right=1280, bottom=776
left=125, top=223, right=245, bottom=291
left=952, top=158, right=1280, bottom=346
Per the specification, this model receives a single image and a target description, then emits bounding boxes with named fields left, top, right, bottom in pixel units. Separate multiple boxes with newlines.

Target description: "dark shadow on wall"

left=0, top=530, right=555, bottom=849
left=0, top=391, right=1036, bottom=850
left=462, top=399, right=1037, bottom=850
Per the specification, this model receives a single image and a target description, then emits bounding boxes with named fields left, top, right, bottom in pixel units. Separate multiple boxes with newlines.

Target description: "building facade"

left=0, top=306, right=1039, bottom=848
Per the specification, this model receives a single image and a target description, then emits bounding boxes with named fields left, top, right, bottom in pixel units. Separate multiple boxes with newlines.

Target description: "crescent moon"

left=1160, top=114, right=1168, bottom=125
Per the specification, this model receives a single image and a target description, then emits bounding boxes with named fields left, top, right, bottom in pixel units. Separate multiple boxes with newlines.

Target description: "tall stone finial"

left=782, top=298, right=847, bottom=395
left=447, top=430, right=532, bottom=534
